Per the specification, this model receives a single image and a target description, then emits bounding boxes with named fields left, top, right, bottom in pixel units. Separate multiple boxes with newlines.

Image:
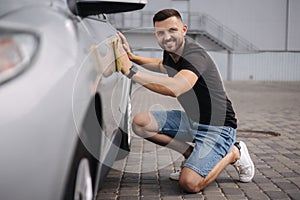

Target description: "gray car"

left=0, top=0, right=146, bottom=199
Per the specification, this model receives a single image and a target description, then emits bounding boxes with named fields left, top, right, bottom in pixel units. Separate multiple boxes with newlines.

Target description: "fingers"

left=119, top=53, right=131, bottom=75
left=117, top=31, right=125, bottom=41
left=117, top=31, right=127, bottom=45
left=117, top=31, right=131, bottom=53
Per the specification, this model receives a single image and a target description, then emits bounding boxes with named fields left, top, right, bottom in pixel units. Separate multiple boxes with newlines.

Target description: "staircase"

left=188, top=13, right=258, bottom=52
left=108, top=11, right=258, bottom=53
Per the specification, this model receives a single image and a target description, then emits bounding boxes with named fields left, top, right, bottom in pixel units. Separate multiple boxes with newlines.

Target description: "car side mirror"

left=68, top=0, right=147, bottom=17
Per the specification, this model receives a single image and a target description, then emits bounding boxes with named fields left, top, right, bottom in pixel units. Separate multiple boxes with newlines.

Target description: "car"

left=0, top=0, right=146, bottom=199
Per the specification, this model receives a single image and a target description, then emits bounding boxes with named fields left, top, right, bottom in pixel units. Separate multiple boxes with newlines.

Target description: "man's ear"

left=182, top=24, right=188, bottom=35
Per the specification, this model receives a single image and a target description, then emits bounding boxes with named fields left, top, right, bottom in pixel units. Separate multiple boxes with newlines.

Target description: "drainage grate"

left=237, top=130, right=281, bottom=138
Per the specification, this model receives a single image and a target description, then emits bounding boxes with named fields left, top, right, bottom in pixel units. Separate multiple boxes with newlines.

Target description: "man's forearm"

left=127, top=69, right=198, bottom=98
left=128, top=52, right=165, bottom=73
left=132, top=70, right=176, bottom=97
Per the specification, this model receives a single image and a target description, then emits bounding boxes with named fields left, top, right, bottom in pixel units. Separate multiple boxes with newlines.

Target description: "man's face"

left=154, top=16, right=187, bottom=54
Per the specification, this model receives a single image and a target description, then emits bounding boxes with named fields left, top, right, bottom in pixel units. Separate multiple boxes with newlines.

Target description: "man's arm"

left=117, top=31, right=166, bottom=74
left=116, top=32, right=198, bottom=97
left=128, top=69, right=198, bottom=97
left=127, top=52, right=166, bottom=73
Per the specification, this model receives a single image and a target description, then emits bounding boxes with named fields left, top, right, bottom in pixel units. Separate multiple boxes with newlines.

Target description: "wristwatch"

left=127, top=65, right=138, bottom=79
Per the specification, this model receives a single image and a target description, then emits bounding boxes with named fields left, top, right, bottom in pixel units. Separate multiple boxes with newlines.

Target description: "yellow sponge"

left=113, top=38, right=122, bottom=72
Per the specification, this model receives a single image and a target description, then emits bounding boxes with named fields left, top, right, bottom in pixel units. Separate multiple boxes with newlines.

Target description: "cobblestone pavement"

left=97, top=81, right=300, bottom=200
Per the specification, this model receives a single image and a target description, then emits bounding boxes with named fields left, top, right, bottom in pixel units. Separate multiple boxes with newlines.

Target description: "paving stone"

left=96, top=193, right=117, bottom=200
left=161, top=196, right=182, bottom=200
left=287, top=191, right=300, bottom=200
left=118, top=196, right=139, bottom=200
left=97, top=82, right=300, bottom=200
left=140, top=195, right=160, bottom=200
left=221, top=187, right=244, bottom=196
left=265, top=191, right=290, bottom=199
left=275, top=182, right=299, bottom=191
left=140, top=188, right=160, bottom=196
left=226, top=195, right=248, bottom=200
left=183, top=192, right=204, bottom=199
left=205, top=195, right=227, bottom=200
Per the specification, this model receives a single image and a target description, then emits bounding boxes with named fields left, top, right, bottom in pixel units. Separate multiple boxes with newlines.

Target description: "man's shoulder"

left=184, top=37, right=204, bottom=50
left=183, top=37, right=207, bottom=60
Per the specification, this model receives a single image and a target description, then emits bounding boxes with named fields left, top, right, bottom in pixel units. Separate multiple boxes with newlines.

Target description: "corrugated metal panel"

left=232, top=52, right=300, bottom=81
left=208, top=52, right=228, bottom=80
left=132, top=50, right=300, bottom=82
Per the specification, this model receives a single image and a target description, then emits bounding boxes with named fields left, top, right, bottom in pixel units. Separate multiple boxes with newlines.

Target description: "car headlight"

left=0, top=23, right=40, bottom=84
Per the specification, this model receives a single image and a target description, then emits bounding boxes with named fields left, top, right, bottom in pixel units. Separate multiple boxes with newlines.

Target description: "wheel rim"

left=74, top=158, right=93, bottom=200
left=126, top=95, right=132, bottom=146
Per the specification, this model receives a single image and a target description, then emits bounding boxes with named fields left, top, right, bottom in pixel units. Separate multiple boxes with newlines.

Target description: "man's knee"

left=179, top=177, right=202, bottom=193
left=132, top=116, right=143, bottom=137
left=132, top=112, right=153, bottom=137
left=179, top=168, right=205, bottom=193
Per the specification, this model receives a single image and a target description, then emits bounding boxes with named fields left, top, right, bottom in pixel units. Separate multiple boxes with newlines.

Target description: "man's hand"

left=114, top=37, right=131, bottom=76
left=119, top=53, right=131, bottom=76
left=117, top=31, right=131, bottom=54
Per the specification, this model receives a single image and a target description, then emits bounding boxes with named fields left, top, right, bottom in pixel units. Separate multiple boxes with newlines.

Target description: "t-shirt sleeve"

left=180, top=51, right=208, bottom=77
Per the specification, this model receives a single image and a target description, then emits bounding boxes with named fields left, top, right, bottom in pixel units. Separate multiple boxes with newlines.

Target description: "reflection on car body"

left=0, top=0, right=146, bottom=199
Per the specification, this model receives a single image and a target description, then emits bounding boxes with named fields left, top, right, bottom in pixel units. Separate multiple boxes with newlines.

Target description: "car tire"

left=123, top=93, right=132, bottom=150
left=63, top=138, right=98, bottom=200
left=117, top=84, right=132, bottom=160
left=74, top=158, right=93, bottom=200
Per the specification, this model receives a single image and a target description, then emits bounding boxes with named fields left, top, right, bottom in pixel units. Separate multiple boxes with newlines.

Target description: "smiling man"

left=117, top=9, right=254, bottom=193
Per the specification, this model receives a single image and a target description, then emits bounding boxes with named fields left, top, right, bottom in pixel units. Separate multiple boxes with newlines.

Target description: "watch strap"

left=127, top=65, right=137, bottom=79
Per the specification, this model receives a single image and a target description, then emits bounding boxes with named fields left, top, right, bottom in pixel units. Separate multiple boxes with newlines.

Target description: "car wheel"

left=117, top=83, right=132, bottom=160
left=63, top=137, right=98, bottom=200
left=74, top=158, right=93, bottom=200
left=124, top=93, right=132, bottom=148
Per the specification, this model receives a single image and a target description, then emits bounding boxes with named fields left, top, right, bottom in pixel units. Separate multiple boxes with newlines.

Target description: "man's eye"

left=157, top=31, right=164, bottom=36
left=169, top=29, right=177, bottom=33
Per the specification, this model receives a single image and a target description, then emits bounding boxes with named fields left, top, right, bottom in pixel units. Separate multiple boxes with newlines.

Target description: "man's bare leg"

left=179, top=145, right=240, bottom=193
left=132, top=111, right=193, bottom=158
left=133, top=111, right=240, bottom=193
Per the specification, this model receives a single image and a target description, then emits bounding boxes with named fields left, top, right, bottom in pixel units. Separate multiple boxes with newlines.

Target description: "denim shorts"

left=151, top=110, right=236, bottom=177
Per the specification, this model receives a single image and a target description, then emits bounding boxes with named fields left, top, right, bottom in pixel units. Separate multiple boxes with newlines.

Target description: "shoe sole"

left=169, top=173, right=180, bottom=181
left=169, top=176, right=179, bottom=181
left=239, top=141, right=255, bottom=182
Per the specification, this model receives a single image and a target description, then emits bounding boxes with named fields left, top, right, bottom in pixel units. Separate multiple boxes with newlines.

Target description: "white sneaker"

left=169, top=160, right=186, bottom=181
left=169, top=169, right=181, bottom=181
left=233, top=141, right=255, bottom=182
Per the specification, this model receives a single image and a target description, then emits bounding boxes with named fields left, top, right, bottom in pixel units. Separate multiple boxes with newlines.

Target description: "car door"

left=72, top=16, right=131, bottom=168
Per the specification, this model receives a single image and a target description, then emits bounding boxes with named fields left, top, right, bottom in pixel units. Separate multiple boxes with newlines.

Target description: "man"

left=117, top=9, right=254, bottom=193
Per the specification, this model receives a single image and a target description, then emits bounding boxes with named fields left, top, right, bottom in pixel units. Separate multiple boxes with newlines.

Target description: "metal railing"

left=108, top=11, right=258, bottom=52
left=193, top=14, right=258, bottom=52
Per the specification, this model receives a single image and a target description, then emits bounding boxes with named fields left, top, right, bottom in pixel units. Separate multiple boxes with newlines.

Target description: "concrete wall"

left=288, top=0, right=300, bottom=51
left=142, top=0, right=300, bottom=51
left=118, top=0, right=300, bottom=81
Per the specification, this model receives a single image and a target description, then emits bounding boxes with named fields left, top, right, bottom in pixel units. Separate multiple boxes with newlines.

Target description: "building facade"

left=109, top=0, right=300, bottom=81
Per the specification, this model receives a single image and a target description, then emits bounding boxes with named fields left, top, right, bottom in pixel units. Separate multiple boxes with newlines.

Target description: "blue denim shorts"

left=151, top=110, right=236, bottom=177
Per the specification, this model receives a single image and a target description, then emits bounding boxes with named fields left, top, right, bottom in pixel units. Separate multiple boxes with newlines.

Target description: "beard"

left=160, top=37, right=184, bottom=55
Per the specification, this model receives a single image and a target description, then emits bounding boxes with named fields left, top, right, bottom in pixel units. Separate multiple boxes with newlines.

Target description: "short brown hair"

left=153, top=9, right=182, bottom=25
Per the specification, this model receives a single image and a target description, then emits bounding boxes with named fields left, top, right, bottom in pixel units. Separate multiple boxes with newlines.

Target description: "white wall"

left=209, top=52, right=300, bottom=81
left=232, top=52, right=300, bottom=81
left=143, top=0, right=171, bottom=10
left=122, top=0, right=300, bottom=81
left=288, top=0, right=300, bottom=51
left=143, top=0, right=300, bottom=51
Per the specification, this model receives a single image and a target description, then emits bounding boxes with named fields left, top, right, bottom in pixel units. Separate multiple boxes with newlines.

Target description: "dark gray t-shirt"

left=162, top=37, right=237, bottom=128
